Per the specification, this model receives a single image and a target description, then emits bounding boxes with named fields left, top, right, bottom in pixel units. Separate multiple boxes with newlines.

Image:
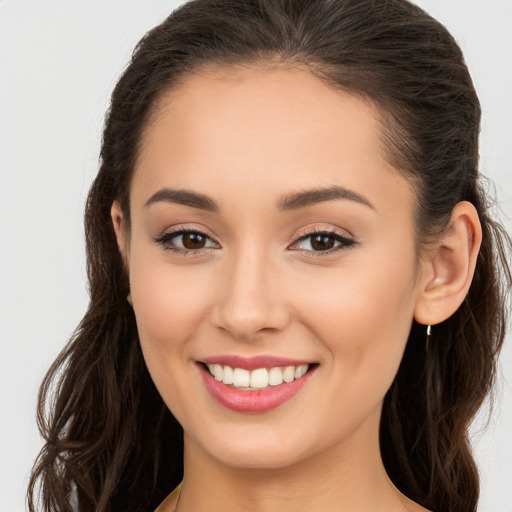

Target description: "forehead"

left=140, top=64, right=383, bottom=165
left=132, top=64, right=413, bottom=218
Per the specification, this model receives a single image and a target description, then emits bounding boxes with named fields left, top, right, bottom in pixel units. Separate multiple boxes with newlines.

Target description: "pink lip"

left=197, top=361, right=317, bottom=413
left=200, top=354, right=314, bottom=371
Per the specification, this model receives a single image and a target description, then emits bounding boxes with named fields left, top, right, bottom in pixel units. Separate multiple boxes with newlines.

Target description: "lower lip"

left=198, top=363, right=316, bottom=413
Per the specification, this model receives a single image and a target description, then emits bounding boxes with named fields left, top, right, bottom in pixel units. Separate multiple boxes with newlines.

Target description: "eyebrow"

left=144, top=188, right=219, bottom=212
left=144, top=185, right=375, bottom=212
left=277, top=185, right=375, bottom=211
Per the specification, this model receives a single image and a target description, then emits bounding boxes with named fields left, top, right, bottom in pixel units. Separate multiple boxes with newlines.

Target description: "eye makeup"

left=153, top=225, right=357, bottom=257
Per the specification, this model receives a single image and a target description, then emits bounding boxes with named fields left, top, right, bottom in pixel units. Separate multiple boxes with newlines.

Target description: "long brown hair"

left=28, top=1, right=511, bottom=511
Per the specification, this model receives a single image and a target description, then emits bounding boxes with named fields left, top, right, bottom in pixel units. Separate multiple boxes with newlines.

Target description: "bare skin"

left=112, top=64, right=481, bottom=512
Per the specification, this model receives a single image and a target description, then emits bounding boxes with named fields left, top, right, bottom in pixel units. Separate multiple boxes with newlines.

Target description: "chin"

left=214, top=447, right=306, bottom=470
left=191, top=426, right=313, bottom=470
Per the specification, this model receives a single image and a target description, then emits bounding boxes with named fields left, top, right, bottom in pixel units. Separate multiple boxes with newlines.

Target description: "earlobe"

left=414, top=201, right=482, bottom=326
left=111, top=200, right=129, bottom=267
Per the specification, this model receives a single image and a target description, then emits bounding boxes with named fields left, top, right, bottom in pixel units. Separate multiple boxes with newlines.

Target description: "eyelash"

left=153, top=227, right=357, bottom=257
left=153, top=228, right=218, bottom=256
left=291, top=228, right=357, bottom=256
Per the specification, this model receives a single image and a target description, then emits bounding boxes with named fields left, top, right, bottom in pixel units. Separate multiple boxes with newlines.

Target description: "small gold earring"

left=426, top=324, right=431, bottom=337
left=426, top=324, right=432, bottom=356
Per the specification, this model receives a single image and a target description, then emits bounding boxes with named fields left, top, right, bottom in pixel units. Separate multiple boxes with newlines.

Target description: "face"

left=117, top=65, right=424, bottom=470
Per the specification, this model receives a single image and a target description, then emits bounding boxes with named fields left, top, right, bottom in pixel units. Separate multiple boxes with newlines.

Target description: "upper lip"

left=199, top=355, right=316, bottom=370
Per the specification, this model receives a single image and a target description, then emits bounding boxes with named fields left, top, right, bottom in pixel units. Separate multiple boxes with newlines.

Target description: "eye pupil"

left=311, top=234, right=335, bottom=250
left=183, top=233, right=206, bottom=249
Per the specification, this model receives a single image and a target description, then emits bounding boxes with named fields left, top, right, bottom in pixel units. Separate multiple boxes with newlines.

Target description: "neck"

left=171, top=410, right=420, bottom=512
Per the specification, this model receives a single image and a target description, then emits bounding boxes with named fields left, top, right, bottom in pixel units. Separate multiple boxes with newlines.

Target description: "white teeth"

left=282, top=366, right=295, bottom=383
left=250, top=368, right=269, bottom=389
left=233, top=368, right=250, bottom=388
left=213, top=364, right=223, bottom=381
left=223, top=365, right=234, bottom=385
left=295, top=364, right=308, bottom=378
left=206, top=363, right=310, bottom=389
left=268, top=367, right=284, bottom=386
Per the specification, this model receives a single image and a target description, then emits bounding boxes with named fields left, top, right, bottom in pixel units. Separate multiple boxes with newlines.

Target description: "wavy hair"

left=28, top=1, right=511, bottom=511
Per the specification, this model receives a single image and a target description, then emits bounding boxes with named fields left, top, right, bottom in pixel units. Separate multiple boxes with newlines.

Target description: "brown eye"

left=153, top=229, right=219, bottom=254
left=182, top=232, right=207, bottom=249
left=290, top=230, right=356, bottom=255
left=310, top=234, right=336, bottom=251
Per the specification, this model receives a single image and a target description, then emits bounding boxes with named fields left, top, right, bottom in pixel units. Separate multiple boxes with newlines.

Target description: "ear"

left=414, top=201, right=482, bottom=326
left=111, top=200, right=130, bottom=269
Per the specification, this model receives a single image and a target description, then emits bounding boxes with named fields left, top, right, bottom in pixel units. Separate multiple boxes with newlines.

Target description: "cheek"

left=302, top=252, right=417, bottom=387
left=127, top=248, right=214, bottom=375
left=128, top=252, right=214, bottom=421
left=288, top=258, right=418, bottom=445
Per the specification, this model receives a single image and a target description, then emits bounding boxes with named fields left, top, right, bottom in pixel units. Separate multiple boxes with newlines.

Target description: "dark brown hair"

left=28, top=1, right=511, bottom=511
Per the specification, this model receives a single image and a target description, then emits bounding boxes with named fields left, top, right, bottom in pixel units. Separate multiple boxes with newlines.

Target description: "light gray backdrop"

left=0, top=1, right=511, bottom=511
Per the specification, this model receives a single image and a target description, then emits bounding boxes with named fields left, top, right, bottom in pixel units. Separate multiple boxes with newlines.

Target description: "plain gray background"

left=1, top=1, right=511, bottom=511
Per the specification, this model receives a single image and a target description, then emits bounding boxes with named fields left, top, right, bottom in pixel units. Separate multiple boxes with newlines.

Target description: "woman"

left=27, top=0, right=511, bottom=511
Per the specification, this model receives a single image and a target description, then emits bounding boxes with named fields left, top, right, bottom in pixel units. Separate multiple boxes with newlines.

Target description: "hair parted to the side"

left=28, top=1, right=511, bottom=511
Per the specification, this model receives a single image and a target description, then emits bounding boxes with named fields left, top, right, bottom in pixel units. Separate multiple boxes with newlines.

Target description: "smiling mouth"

left=201, top=362, right=317, bottom=391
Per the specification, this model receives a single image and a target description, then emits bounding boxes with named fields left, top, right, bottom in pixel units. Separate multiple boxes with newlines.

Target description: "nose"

left=211, top=246, right=290, bottom=342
